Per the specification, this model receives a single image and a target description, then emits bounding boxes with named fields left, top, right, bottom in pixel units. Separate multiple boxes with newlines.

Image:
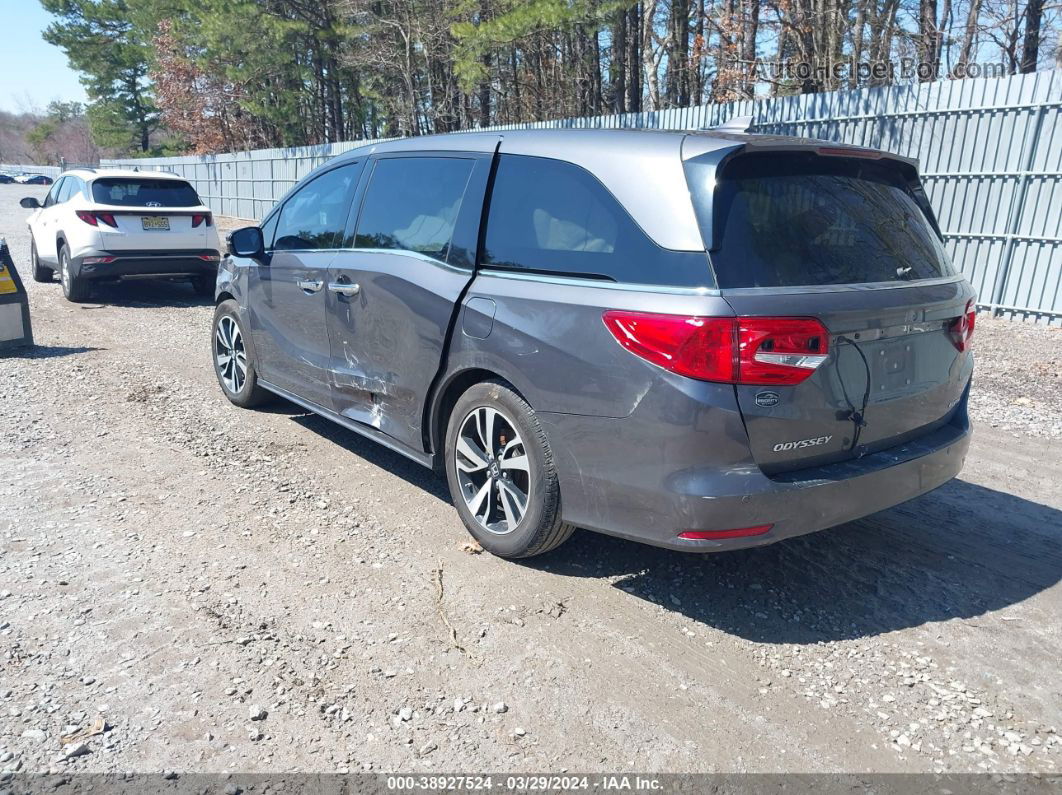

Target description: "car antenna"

left=706, top=114, right=754, bottom=133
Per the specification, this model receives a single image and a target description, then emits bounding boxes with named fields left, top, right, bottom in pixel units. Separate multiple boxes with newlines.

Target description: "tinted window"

left=698, top=153, right=954, bottom=288
left=354, top=157, right=475, bottom=262
left=482, top=155, right=711, bottom=287
left=91, top=178, right=201, bottom=207
left=275, top=164, right=360, bottom=251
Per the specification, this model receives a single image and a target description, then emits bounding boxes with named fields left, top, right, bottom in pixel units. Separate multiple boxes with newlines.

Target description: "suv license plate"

left=141, top=216, right=169, bottom=230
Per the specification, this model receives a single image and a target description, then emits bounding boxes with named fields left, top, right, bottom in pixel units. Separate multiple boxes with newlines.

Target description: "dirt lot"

left=1, top=182, right=1061, bottom=776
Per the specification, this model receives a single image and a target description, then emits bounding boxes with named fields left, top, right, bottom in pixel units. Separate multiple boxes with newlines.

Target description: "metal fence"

left=86, top=69, right=1062, bottom=324
left=0, top=164, right=61, bottom=179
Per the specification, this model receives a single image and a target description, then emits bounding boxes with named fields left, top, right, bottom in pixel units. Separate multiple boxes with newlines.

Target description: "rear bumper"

left=539, top=377, right=972, bottom=553
left=72, top=249, right=220, bottom=280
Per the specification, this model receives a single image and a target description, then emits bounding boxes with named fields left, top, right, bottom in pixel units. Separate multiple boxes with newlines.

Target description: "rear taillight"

left=602, top=312, right=736, bottom=382
left=948, top=300, right=976, bottom=352
left=738, top=317, right=829, bottom=384
left=192, top=213, right=212, bottom=228
left=76, top=211, right=117, bottom=228
left=602, top=311, right=829, bottom=386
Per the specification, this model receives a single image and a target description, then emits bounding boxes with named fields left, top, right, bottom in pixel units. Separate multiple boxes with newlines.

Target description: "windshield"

left=688, top=152, right=954, bottom=289
left=91, top=178, right=201, bottom=208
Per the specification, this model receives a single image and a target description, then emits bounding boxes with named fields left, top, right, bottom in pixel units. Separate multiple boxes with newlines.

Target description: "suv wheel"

left=444, top=380, right=575, bottom=558
left=212, top=299, right=271, bottom=408
left=58, top=245, right=89, bottom=302
left=30, top=240, right=53, bottom=283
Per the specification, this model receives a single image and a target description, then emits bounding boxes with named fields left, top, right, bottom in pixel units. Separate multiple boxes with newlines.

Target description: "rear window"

left=91, top=178, right=200, bottom=207
left=690, top=153, right=954, bottom=289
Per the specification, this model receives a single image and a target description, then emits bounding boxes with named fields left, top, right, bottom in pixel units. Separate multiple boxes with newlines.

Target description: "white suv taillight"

left=76, top=211, right=118, bottom=228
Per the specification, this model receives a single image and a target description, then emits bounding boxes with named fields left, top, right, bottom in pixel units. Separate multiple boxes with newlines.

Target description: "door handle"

left=296, top=278, right=323, bottom=293
left=328, top=282, right=361, bottom=297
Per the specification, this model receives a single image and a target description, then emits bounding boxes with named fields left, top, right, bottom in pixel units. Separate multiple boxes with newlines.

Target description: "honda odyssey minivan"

left=213, top=129, right=974, bottom=558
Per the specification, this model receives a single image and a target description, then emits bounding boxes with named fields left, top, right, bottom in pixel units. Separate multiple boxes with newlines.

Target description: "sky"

left=0, top=1, right=88, bottom=114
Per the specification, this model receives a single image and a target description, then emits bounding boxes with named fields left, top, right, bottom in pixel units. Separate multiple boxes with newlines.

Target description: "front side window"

left=57, top=178, right=80, bottom=203
left=698, top=152, right=955, bottom=288
left=91, top=178, right=201, bottom=207
left=354, top=157, right=475, bottom=262
left=43, top=178, right=65, bottom=208
left=274, top=163, right=361, bottom=251
left=482, top=155, right=712, bottom=287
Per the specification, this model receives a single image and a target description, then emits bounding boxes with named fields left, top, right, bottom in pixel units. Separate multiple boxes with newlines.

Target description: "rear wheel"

left=444, top=380, right=575, bottom=558
left=58, top=245, right=90, bottom=302
left=212, top=299, right=271, bottom=408
left=30, top=240, right=53, bottom=283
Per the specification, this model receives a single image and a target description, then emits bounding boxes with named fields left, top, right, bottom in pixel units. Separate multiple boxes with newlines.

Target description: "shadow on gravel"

left=80, top=280, right=212, bottom=308
left=287, top=411, right=451, bottom=501
left=2, top=344, right=100, bottom=359
left=526, top=478, right=1062, bottom=644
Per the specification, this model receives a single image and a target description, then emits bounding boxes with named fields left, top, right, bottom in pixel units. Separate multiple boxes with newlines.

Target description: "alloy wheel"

left=214, top=315, right=248, bottom=394
left=454, top=406, right=531, bottom=535
left=60, top=250, right=70, bottom=292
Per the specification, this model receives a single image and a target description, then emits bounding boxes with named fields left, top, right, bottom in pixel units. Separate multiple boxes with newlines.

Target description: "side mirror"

left=19, top=197, right=40, bottom=209
left=227, top=226, right=265, bottom=259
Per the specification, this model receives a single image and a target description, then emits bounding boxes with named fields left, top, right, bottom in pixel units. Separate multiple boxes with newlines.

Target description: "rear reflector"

left=679, top=525, right=774, bottom=540
left=82, top=256, right=116, bottom=265
left=948, top=299, right=976, bottom=352
left=197, top=254, right=221, bottom=262
left=602, top=311, right=829, bottom=385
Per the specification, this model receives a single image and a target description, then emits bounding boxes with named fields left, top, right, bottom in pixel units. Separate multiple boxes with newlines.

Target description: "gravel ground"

left=1, top=183, right=1061, bottom=777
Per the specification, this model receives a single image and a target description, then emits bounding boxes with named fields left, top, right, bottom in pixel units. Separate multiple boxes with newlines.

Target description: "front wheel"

left=444, top=380, right=575, bottom=558
left=30, top=240, right=53, bottom=283
left=212, top=300, right=272, bottom=408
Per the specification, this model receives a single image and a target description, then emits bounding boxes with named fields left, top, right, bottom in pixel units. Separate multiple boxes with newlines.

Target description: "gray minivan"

left=213, top=129, right=974, bottom=558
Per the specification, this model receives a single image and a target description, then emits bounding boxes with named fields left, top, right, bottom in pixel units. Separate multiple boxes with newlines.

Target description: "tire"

left=30, top=240, right=53, bottom=283
left=211, top=299, right=272, bottom=408
left=58, top=245, right=90, bottom=302
left=191, top=273, right=214, bottom=297
left=444, top=380, right=575, bottom=558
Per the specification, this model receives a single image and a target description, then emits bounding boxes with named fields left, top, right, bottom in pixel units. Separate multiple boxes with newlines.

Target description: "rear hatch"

left=90, top=177, right=211, bottom=251
left=688, top=149, right=974, bottom=474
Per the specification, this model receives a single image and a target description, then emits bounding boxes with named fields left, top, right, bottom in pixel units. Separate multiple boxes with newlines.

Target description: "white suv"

left=20, top=168, right=222, bottom=302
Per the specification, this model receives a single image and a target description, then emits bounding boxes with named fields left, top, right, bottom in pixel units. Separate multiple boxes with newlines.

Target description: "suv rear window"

left=91, top=178, right=201, bottom=207
left=690, top=152, right=954, bottom=289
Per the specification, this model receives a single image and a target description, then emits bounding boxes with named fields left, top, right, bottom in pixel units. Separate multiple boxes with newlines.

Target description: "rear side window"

left=354, top=157, right=475, bottom=262
left=482, top=155, right=711, bottom=287
left=274, top=163, right=361, bottom=251
left=697, top=152, right=954, bottom=288
left=91, top=178, right=201, bottom=207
